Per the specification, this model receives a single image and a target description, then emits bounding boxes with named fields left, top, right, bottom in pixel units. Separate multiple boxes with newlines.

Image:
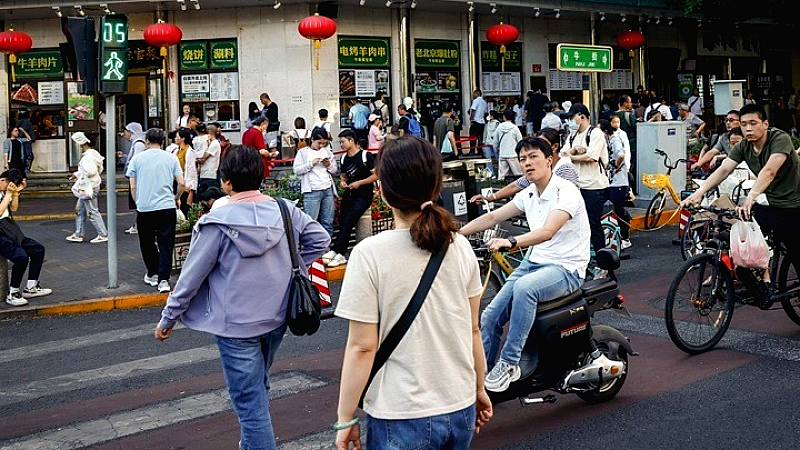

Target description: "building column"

left=399, top=7, right=413, bottom=100
left=589, top=11, right=599, bottom=122
left=468, top=11, right=478, bottom=92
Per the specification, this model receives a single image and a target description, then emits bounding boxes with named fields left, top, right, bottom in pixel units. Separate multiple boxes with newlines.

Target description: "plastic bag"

left=730, top=218, right=770, bottom=270
left=71, top=176, right=93, bottom=200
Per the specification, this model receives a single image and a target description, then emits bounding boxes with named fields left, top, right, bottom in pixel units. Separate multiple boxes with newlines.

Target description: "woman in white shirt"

left=293, top=127, right=338, bottom=237
left=283, top=116, right=311, bottom=152
left=175, top=104, right=191, bottom=130
left=66, top=131, right=107, bottom=243
left=335, top=136, right=492, bottom=449
left=494, top=109, right=524, bottom=179
left=483, top=110, right=501, bottom=177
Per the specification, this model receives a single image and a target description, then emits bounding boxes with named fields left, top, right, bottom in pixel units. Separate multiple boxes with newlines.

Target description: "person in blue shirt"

left=349, top=99, right=371, bottom=145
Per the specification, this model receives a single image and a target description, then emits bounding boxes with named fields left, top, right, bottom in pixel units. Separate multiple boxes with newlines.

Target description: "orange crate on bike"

left=641, top=173, right=670, bottom=190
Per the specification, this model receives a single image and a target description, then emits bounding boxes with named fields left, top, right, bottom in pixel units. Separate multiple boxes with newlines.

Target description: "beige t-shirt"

left=335, top=230, right=483, bottom=420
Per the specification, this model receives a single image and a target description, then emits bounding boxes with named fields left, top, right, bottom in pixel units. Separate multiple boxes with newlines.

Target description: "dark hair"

left=145, top=128, right=165, bottom=147
left=260, top=93, right=270, bottom=100
left=359, top=139, right=369, bottom=149
left=503, top=109, right=516, bottom=121
left=83, top=131, right=98, bottom=148
left=196, top=122, right=207, bottom=133
left=441, top=102, right=453, bottom=113
left=200, top=186, right=226, bottom=201
left=728, top=127, right=744, bottom=138
left=6, top=126, right=17, bottom=138
left=219, top=146, right=264, bottom=192
left=398, top=116, right=410, bottom=132
left=338, top=129, right=357, bottom=141
left=398, top=104, right=408, bottom=112
left=17, top=107, right=29, bottom=120
left=619, top=94, right=631, bottom=105
left=294, top=117, right=306, bottom=129
left=319, top=108, right=329, bottom=119
left=537, top=128, right=561, bottom=150
left=568, top=103, right=590, bottom=118
left=177, top=128, right=193, bottom=145
left=543, top=101, right=558, bottom=113
left=251, top=115, right=267, bottom=127
left=168, top=130, right=178, bottom=142
left=598, top=119, right=615, bottom=135
left=311, top=126, right=329, bottom=141
left=646, top=109, right=661, bottom=121
left=188, top=114, right=199, bottom=121
left=376, top=136, right=458, bottom=253
left=0, top=168, right=24, bottom=184
left=515, top=137, right=553, bottom=158
left=248, top=102, right=260, bottom=120
left=739, top=103, right=766, bottom=121
left=726, top=110, right=740, bottom=118
left=489, top=110, right=501, bottom=120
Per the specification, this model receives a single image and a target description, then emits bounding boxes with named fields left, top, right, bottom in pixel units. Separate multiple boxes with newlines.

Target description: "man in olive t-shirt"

left=682, top=104, right=800, bottom=277
left=433, top=103, right=458, bottom=160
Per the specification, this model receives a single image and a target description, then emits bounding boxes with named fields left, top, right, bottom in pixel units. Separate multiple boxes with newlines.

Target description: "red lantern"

left=486, top=23, right=519, bottom=71
left=0, top=28, right=33, bottom=82
left=143, top=21, right=183, bottom=57
left=298, top=13, right=337, bottom=70
left=616, top=30, right=645, bottom=70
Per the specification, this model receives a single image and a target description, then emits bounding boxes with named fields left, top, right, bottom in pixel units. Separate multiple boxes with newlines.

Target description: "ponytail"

left=411, top=202, right=459, bottom=253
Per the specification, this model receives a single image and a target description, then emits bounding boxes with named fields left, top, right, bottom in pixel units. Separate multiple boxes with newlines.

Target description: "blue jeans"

left=75, top=187, right=107, bottom=238
left=481, top=260, right=583, bottom=366
left=216, top=324, right=286, bottom=450
left=483, top=145, right=496, bottom=177
left=303, top=188, right=335, bottom=237
left=367, top=405, right=475, bottom=450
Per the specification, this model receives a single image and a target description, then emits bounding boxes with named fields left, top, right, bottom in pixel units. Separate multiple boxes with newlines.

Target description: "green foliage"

left=262, top=171, right=302, bottom=206
left=176, top=203, right=206, bottom=233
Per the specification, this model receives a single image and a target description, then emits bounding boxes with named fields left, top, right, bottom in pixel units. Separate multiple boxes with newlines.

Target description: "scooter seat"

left=581, top=278, right=617, bottom=297
left=537, top=288, right=583, bottom=314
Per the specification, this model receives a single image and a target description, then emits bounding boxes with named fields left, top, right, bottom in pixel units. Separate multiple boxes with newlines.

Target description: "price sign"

left=99, top=15, right=129, bottom=94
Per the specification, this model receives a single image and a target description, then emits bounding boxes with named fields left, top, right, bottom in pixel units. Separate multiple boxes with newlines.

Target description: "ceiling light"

left=359, top=0, right=366, bottom=5
left=490, top=3, right=497, bottom=14
left=52, top=6, right=62, bottom=17
left=273, top=1, right=281, bottom=9
left=620, top=14, right=626, bottom=23
left=101, top=3, right=112, bottom=14
left=646, top=17, right=651, bottom=23
left=191, top=0, right=200, bottom=10
left=668, top=17, right=673, bottom=26
left=554, top=9, right=560, bottom=19
left=697, top=19, right=702, bottom=27
left=600, top=12, right=605, bottom=21
left=75, top=5, right=85, bottom=16
left=468, top=2, right=474, bottom=12
left=534, top=8, right=540, bottom=18
left=385, top=0, right=392, bottom=7
left=411, top=0, right=417, bottom=8
left=655, top=17, right=661, bottom=25
left=177, top=0, right=186, bottom=10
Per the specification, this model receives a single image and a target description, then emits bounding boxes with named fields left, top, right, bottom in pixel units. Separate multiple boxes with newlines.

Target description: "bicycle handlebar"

left=654, top=148, right=687, bottom=171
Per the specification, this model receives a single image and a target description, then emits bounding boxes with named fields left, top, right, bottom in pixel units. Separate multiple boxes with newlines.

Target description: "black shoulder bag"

left=358, top=241, right=449, bottom=408
left=276, top=198, right=322, bottom=336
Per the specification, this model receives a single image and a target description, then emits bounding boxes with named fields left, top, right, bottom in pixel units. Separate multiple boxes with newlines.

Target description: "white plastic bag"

left=71, top=176, right=93, bottom=200
left=730, top=218, right=770, bottom=270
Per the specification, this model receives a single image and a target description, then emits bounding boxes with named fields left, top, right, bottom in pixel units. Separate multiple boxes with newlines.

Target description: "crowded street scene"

left=1, top=0, right=799, bottom=449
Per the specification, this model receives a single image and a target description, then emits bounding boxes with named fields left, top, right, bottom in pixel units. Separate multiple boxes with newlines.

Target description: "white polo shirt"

left=512, top=174, right=591, bottom=277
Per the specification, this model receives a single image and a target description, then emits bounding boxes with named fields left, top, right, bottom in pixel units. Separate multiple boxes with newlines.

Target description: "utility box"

left=636, top=121, right=687, bottom=201
left=713, top=80, right=746, bottom=115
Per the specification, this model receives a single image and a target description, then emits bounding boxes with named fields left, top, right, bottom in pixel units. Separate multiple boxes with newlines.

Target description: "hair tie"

left=420, top=201, right=433, bottom=210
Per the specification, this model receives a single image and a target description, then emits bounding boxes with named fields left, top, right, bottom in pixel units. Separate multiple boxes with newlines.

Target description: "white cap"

left=71, top=131, right=90, bottom=145
left=403, top=97, right=414, bottom=109
left=368, top=113, right=380, bottom=123
left=561, top=101, right=572, bottom=112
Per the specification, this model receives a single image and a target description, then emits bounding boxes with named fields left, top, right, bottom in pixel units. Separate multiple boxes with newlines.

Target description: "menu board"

left=549, top=70, right=585, bottom=91
left=339, top=69, right=390, bottom=97
left=67, top=82, right=95, bottom=121
left=181, top=74, right=210, bottom=102
left=210, top=72, right=239, bottom=101
left=38, top=81, right=64, bottom=106
left=355, top=70, right=376, bottom=97
left=482, top=72, right=521, bottom=95
left=414, top=71, right=460, bottom=94
left=600, top=69, right=632, bottom=91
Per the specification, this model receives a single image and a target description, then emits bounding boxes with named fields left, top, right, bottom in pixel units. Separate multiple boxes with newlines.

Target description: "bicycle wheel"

left=479, top=268, right=504, bottom=314
left=645, top=191, right=666, bottom=229
left=665, top=253, right=736, bottom=354
left=679, top=216, right=712, bottom=261
left=603, top=223, right=621, bottom=256
left=778, top=253, right=800, bottom=326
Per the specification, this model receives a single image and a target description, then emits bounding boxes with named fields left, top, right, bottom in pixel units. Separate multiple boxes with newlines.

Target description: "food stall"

left=413, top=39, right=463, bottom=140
left=337, top=36, right=392, bottom=130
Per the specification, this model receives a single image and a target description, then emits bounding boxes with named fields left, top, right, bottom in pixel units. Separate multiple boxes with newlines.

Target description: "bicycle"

left=664, top=205, right=800, bottom=354
left=467, top=225, right=525, bottom=311
left=641, top=149, right=688, bottom=229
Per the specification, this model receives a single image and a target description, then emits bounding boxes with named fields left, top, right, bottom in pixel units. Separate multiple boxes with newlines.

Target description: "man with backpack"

left=326, top=130, right=377, bottom=268
left=397, top=104, right=422, bottom=138
left=563, top=103, right=609, bottom=257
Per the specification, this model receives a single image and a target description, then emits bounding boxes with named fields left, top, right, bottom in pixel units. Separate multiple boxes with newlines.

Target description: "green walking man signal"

left=98, top=15, right=129, bottom=94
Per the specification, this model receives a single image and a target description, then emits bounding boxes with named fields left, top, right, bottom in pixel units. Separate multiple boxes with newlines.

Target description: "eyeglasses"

left=725, top=118, right=740, bottom=123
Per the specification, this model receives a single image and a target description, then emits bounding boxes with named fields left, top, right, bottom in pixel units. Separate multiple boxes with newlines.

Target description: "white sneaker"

left=621, top=239, right=632, bottom=250
left=484, top=359, right=521, bottom=392
left=328, top=253, right=348, bottom=267
left=125, top=226, right=138, bottom=235
left=320, top=250, right=337, bottom=263
left=6, top=291, right=28, bottom=306
left=90, top=235, right=109, bottom=243
left=66, top=233, right=83, bottom=242
left=21, top=283, right=52, bottom=299
left=144, top=273, right=158, bottom=287
left=158, top=280, right=171, bottom=293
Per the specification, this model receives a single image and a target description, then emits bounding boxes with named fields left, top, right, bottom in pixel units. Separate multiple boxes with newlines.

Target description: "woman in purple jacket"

left=154, top=146, right=329, bottom=450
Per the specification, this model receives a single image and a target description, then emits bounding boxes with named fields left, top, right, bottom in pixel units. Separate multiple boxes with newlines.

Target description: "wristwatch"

left=507, top=236, right=517, bottom=249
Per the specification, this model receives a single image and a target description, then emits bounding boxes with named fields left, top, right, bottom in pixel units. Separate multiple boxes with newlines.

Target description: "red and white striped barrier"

left=678, top=209, right=690, bottom=238
left=309, top=259, right=332, bottom=307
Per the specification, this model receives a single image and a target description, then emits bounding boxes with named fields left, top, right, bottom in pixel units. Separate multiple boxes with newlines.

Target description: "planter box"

left=172, top=232, right=192, bottom=271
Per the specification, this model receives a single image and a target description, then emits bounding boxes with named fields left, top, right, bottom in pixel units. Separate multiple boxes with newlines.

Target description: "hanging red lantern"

left=143, top=21, right=183, bottom=57
left=486, top=22, right=519, bottom=71
left=298, top=13, right=337, bottom=70
left=616, top=30, right=645, bottom=70
left=0, top=28, right=33, bottom=82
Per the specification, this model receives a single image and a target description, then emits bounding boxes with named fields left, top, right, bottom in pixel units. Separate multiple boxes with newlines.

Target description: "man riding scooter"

left=460, top=137, right=591, bottom=392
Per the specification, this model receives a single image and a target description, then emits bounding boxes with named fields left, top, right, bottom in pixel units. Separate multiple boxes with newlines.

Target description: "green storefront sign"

left=556, top=44, right=613, bottom=72
left=414, top=39, right=459, bottom=68
left=481, top=42, right=522, bottom=71
left=15, top=49, right=64, bottom=79
left=338, top=36, right=390, bottom=68
left=180, top=41, right=208, bottom=70
left=210, top=40, right=237, bottom=69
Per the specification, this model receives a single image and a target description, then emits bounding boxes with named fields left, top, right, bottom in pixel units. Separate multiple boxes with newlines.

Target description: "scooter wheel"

left=576, top=342, right=628, bottom=404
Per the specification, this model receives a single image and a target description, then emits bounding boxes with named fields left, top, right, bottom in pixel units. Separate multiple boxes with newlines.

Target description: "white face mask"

left=567, top=119, right=579, bottom=132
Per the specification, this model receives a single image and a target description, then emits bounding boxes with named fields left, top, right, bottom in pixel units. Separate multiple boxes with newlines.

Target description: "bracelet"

left=488, top=193, right=495, bottom=201
left=332, top=417, right=360, bottom=431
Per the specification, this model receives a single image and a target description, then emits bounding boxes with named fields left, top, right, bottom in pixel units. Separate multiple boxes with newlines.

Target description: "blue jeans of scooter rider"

left=481, top=259, right=583, bottom=366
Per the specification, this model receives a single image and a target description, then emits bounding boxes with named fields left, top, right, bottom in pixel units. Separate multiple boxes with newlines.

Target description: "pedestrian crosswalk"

left=0, top=312, right=345, bottom=450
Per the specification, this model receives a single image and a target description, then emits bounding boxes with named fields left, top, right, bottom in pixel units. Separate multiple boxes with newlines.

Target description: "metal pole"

left=106, top=94, right=118, bottom=288
left=399, top=7, right=412, bottom=100
left=468, top=12, right=478, bottom=92
left=589, top=12, right=599, bottom=123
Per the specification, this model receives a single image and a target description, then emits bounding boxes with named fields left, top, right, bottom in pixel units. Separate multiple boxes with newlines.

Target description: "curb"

left=629, top=209, right=681, bottom=231
left=0, top=292, right=167, bottom=320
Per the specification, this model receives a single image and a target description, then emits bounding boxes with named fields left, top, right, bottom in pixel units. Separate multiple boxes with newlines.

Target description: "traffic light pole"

left=105, top=94, right=118, bottom=289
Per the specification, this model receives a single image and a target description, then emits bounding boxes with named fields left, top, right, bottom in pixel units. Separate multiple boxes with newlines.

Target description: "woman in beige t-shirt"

left=334, top=136, right=493, bottom=449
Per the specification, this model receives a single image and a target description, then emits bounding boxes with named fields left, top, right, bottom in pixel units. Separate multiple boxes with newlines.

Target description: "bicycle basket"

left=641, top=173, right=670, bottom=190
left=469, top=226, right=509, bottom=244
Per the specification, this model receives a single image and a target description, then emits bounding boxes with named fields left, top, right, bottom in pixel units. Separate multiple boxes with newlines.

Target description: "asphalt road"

left=2, top=224, right=800, bottom=449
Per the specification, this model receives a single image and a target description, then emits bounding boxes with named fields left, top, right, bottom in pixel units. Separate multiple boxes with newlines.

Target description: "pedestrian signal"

left=99, top=15, right=128, bottom=94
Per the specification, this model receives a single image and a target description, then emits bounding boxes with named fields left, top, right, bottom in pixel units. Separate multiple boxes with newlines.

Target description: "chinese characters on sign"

left=180, top=40, right=239, bottom=71
left=556, top=44, right=613, bottom=72
left=180, top=41, right=209, bottom=70
left=210, top=40, right=238, bottom=69
left=414, top=40, right=460, bottom=68
left=480, top=42, right=522, bottom=72
left=338, top=37, right=391, bottom=68
left=181, top=74, right=211, bottom=102
left=14, top=50, right=64, bottom=79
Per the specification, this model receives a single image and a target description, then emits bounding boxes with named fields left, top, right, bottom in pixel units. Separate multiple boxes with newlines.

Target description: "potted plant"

left=173, top=203, right=205, bottom=271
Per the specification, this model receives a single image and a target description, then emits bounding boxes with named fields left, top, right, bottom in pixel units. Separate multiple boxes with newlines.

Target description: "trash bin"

left=462, top=159, right=492, bottom=220
left=439, top=179, right=468, bottom=223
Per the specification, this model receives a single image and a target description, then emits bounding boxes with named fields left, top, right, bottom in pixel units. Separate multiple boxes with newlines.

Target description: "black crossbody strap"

left=276, top=199, right=300, bottom=271
left=359, top=241, right=450, bottom=408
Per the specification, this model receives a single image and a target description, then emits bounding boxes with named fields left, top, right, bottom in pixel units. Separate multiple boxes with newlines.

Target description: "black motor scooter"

left=486, top=249, right=637, bottom=406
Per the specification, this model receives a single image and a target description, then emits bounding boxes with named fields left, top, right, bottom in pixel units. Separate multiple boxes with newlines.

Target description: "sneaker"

left=328, top=253, right=347, bottom=267
left=621, top=239, right=632, bottom=250
left=320, top=250, right=337, bottom=263
left=158, top=280, right=171, bottom=293
left=484, top=359, right=521, bottom=392
left=144, top=273, right=158, bottom=287
left=21, top=283, right=52, bottom=299
left=6, top=291, right=28, bottom=307
left=66, top=233, right=83, bottom=242
left=125, top=226, right=138, bottom=235
left=90, top=235, right=109, bottom=243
